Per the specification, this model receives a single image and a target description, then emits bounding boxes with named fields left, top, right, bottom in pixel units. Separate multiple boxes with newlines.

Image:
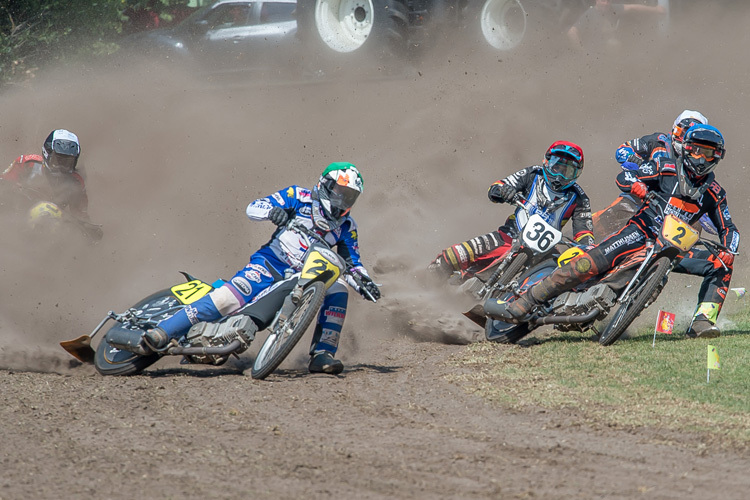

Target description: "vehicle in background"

left=120, top=0, right=299, bottom=75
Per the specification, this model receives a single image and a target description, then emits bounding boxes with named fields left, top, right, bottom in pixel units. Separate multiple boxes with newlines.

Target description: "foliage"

left=0, top=0, right=195, bottom=86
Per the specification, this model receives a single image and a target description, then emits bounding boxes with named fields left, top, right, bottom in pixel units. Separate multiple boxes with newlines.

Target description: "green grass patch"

left=448, top=310, right=750, bottom=449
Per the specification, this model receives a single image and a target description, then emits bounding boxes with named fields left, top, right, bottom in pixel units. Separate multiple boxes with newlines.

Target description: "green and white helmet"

left=311, top=162, right=363, bottom=231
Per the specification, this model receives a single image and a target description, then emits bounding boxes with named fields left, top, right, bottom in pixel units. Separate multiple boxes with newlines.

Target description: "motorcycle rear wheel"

left=251, top=282, right=327, bottom=380
left=94, top=289, right=179, bottom=376
left=599, top=256, right=671, bottom=346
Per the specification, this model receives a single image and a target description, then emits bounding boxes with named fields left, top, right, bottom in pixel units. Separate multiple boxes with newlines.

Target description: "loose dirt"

left=2, top=5, right=749, bottom=499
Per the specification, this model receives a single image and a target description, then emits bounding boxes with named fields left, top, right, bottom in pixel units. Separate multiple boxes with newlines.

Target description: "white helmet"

left=671, top=110, right=708, bottom=157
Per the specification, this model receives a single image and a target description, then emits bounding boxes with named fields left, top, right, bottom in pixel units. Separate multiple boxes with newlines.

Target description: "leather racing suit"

left=430, top=166, right=595, bottom=279
left=156, top=185, right=374, bottom=356
left=0, top=154, right=90, bottom=220
left=593, top=133, right=717, bottom=238
left=517, top=157, right=739, bottom=327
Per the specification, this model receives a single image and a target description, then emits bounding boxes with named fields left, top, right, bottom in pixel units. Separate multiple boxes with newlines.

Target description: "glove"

left=489, top=183, right=517, bottom=204
left=268, top=206, right=291, bottom=227
left=717, top=251, right=734, bottom=267
left=630, top=181, right=648, bottom=200
left=360, top=277, right=381, bottom=301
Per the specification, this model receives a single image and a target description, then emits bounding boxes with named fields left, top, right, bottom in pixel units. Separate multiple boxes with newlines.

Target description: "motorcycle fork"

left=617, top=241, right=656, bottom=302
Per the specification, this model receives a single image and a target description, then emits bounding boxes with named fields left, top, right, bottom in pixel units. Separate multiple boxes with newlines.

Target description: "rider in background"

left=142, top=162, right=380, bottom=375
left=487, top=124, right=739, bottom=339
left=0, top=129, right=102, bottom=239
left=592, top=110, right=716, bottom=239
left=428, top=141, right=595, bottom=280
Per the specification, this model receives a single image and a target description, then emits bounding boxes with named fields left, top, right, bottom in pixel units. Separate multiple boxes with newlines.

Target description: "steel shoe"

left=686, top=320, right=721, bottom=339
left=309, top=351, right=344, bottom=375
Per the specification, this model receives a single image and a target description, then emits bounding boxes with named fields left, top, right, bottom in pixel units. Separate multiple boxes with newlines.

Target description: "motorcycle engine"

left=550, top=284, right=617, bottom=332
left=182, top=315, right=257, bottom=365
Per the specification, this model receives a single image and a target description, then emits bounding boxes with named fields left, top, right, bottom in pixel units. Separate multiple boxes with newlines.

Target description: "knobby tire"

left=251, top=282, right=327, bottom=380
left=599, top=256, right=671, bottom=346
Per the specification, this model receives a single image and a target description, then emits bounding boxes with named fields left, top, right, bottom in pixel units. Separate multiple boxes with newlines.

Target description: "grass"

left=448, top=305, right=750, bottom=450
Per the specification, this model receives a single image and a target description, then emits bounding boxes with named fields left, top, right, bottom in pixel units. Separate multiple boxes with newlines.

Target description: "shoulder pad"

left=295, top=186, right=312, bottom=202
left=653, top=157, right=677, bottom=173
left=19, top=154, right=44, bottom=164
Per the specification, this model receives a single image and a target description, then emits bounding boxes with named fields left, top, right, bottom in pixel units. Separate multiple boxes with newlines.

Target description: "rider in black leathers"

left=486, top=124, right=739, bottom=339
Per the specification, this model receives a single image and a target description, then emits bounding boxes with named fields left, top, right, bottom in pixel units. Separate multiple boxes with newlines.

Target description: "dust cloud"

left=1, top=3, right=749, bottom=372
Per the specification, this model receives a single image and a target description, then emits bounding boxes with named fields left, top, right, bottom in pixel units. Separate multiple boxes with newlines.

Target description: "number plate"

left=171, top=280, right=213, bottom=305
left=522, top=214, right=563, bottom=254
left=661, top=214, right=699, bottom=252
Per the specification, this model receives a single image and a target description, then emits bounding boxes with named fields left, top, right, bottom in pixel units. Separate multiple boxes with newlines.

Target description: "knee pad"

left=209, top=285, right=242, bottom=316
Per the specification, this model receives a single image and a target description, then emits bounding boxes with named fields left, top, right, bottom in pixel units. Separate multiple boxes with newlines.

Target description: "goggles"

left=325, top=182, right=360, bottom=218
left=48, top=151, right=78, bottom=173
left=547, top=154, right=582, bottom=181
left=684, top=142, right=724, bottom=162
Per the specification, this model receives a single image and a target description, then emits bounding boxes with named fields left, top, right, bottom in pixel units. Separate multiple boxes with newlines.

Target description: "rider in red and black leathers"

left=429, top=141, right=595, bottom=279
left=0, top=130, right=91, bottom=221
left=486, top=124, right=738, bottom=338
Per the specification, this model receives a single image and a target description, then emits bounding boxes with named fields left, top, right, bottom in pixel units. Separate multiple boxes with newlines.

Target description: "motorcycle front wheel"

left=599, top=256, right=671, bottom=346
left=251, top=282, right=327, bottom=380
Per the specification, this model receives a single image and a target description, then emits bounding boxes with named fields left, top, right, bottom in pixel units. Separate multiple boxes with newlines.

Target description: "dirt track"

left=2, top=5, right=750, bottom=499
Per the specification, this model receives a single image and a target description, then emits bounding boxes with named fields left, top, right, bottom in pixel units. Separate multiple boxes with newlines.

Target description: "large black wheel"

left=599, top=257, right=671, bottom=346
left=94, top=290, right=181, bottom=376
left=296, top=0, right=409, bottom=73
left=251, top=282, right=327, bottom=380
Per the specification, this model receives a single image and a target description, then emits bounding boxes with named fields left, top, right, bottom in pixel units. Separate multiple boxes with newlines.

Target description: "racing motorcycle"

left=27, top=200, right=103, bottom=242
left=458, top=194, right=577, bottom=302
left=60, top=219, right=376, bottom=378
left=479, top=192, right=730, bottom=345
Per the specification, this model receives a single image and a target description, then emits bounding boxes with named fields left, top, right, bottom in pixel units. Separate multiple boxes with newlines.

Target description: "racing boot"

left=309, top=351, right=344, bottom=375
left=686, top=315, right=721, bottom=339
left=484, top=252, right=600, bottom=323
left=142, top=327, right=170, bottom=351
left=427, top=253, right=455, bottom=279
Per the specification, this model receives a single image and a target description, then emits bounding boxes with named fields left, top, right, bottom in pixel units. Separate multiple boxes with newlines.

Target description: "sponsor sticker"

left=244, top=270, right=261, bottom=283
left=230, top=277, right=253, bottom=296
left=324, top=306, right=346, bottom=326
left=247, top=263, right=272, bottom=278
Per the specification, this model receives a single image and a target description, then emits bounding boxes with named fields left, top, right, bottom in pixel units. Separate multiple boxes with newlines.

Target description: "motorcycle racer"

left=486, top=124, right=739, bottom=339
left=429, top=141, right=595, bottom=279
left=143, top=162, right=380, bottom=374
left=0, top=129, right=102, bottom=240
left=593, top=110, right=716, bottom=239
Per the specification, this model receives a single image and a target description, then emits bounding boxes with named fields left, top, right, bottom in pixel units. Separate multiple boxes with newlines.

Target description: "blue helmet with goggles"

left=542, top=141, right=584, bottom=191
left=676, top=124, right=725, bottom=200
left=682, top=124, right=725, bottom=177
